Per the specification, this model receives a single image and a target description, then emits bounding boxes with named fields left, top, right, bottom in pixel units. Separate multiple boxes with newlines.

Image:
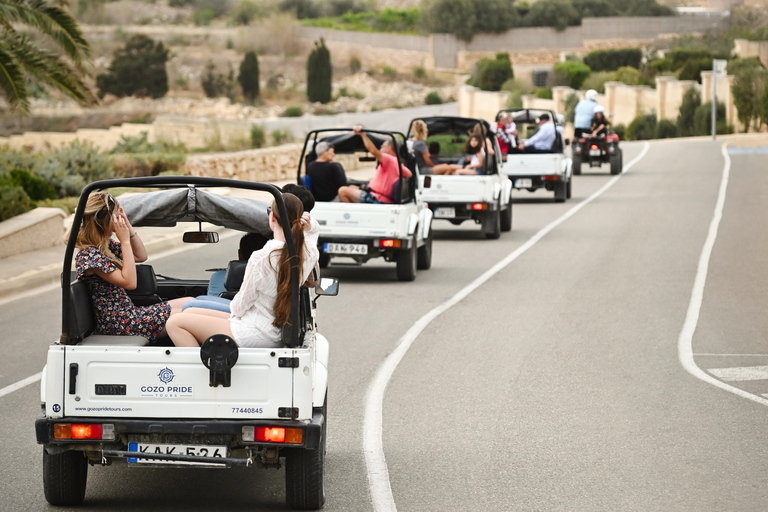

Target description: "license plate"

left=590, top=149, right=601, bottom=156
left=514, top=179, right=533, bottom=188
left=434, top=207, right=455, bottom=219
left=324, top=243, right=367, bottom=255
left=128, top=443, right=227, bottom=466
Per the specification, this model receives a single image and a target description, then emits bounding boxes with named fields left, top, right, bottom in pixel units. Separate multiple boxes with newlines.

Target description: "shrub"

left=584, top=48, right=642, bottom=72
left=279, top=0, right=320, bottom=19
left=581, top=71, right=613, bottom=94
left=0, top=169, right=56, bottom=201
left=193, top=8, right=215, bottom=25
left=667, top=49, right=716, bottom=70
left=202, top=63, right=236, bottom=100
left=676, top=87, right=700, bottom=137
left=421, top=0, right=518, bottom=42
left=612, top=123, right=626, bottom=140
left=655, top=119, right=677, bottom=139
left=250, top=125, right=266, bottom=148
left=413, top=66, right=427, bottom=79
left=238, top=51, right=260, bottom=103
left=470, top=52, right=513, bottom=91
left=382, top=65, right=397, bottom=77
left=0, top=186, right=31, bottom=221
left=552, top=61, right=591, bottom=89
left=96, top=35, right=170, bottom=99
left=307, top=39, right=332, bottom=104
left=535, top=88, right=553, bottom=99
left=563, top=92, right=580, bottom=123
left=271, top=128, right=293, bottom=145
left=283, top=105, right=304, bottom=117
left=35, top=141, right=113, bottom=198
left=572, top=0, right=618, bottom=17
left=678, top=58, right=713, bottom=83
left=694, top=101, right=731, bottom=136
left=625, top=114, right=657, bottom=141
left=425, top=91, right=443, bottom=104
left=350, top=56, right=362, bottom=73
left=612, top=66, right=644, bottom=86
left=523, top=0, right=580, bottom=31
left=730, top=59, right=768, bottom=131
left=230, top=0, right=264, bottom=25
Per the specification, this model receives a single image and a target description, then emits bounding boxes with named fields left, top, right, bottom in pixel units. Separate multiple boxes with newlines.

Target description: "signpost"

left=712, top=59, right=727, bottom=140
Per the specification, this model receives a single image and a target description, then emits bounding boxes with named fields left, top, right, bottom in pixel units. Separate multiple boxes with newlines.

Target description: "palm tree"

left=0, top=0, right=96, bottom=113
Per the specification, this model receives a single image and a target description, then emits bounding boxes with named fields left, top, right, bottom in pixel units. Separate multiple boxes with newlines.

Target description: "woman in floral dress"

left=73, top=192, right=191, bottom=341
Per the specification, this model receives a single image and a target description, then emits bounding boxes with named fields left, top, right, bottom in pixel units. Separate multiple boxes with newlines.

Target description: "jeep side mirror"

left=315, top=277, right=339, bottom=297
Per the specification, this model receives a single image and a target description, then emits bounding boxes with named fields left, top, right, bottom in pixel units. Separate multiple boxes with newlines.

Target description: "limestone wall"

left=457, top=85, right=510, bottom=123
left=734, top=39, right=768, bottom=69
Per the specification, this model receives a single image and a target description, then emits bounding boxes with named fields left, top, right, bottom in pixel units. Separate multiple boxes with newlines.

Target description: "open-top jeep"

left=498, top=108, right=573, bottom=203
left=36, top=177, right=336, bottom=510
left=406, top=116, right=512, bottom=239
left=299, top=129, right=433, bottom=282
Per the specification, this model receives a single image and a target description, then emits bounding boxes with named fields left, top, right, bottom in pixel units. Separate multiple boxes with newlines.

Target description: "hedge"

left=584, top=48, right=642, bottom=72
left=552, top=61, right=591, bottom=89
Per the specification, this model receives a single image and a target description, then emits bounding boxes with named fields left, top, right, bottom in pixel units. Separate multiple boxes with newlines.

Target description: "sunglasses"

left=266, top=206, right=272, bottom=216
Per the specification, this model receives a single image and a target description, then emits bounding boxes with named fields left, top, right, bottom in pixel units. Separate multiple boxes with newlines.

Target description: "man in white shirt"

left=517, top=113, right=556, bottom=153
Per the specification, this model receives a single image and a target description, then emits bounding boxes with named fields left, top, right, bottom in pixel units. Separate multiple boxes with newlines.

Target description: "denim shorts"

left=359, top=190, right=382, bottom=204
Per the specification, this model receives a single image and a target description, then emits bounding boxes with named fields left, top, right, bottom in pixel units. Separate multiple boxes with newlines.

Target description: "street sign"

left=713, top=59, right=727, bottom=77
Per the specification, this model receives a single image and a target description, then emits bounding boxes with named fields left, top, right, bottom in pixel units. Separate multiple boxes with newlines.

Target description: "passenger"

left=166, top=193, right=320, bottom=348
left=306, top=141, right=347, bottom=202
left=470, top=123, right=495, bottom=156
left=517, top=113, right=556, bottom=153
left=451, top=134, right=485, bottom=175
left=337, top=125, right=413, bottom=203
left=428, top=141, right=443, bottom=165
left=72, top=192, right=193, bottom=341
left=505, top=115, right=518, bottom=147
left=573, top=89, right=598, bottom=139
left=590, top=106, right=610, bottom=137
left=496, top=113, right=512, bottom=154
left=410, top=119, right=463, bottom=175
left=556, top=113, right=566, bottom=140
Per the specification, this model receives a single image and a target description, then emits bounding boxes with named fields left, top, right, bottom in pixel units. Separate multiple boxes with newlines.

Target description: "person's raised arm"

left=93, top=214, right=137, bottom=290
left=119, top=206, right=147, bottom=262
left=354, top=125, right=382, bottom=161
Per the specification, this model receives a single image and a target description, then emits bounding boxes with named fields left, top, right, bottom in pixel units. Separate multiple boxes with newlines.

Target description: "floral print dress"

left=76, top=240, right=170, bottom=341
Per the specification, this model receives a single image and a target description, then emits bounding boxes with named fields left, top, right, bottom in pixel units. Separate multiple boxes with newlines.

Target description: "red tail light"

left=252, top=427, right=303, bottom=444
left=591, top=144, right=598, bottom=150
left=375, top=239, right=401, bottom=248
left=471, top=203, right=487, bottom=210
left=55, top=423, right=103, bottom=440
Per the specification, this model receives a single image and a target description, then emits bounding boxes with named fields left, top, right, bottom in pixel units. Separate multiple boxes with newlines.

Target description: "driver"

left=573, top=89, right=599, bottom=139
left=590, top=106, right=610, bottom=137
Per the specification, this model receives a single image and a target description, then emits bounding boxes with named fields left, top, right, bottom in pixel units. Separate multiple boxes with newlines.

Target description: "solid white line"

left=694, top=353, right=768, bottom=357
left=363, top=142, right=651, bottom=512
left=0, top=372, right=42, bottom=399
left=708, top=366, right=768, bottom=382
left=677, top=145, right=768, bottom=407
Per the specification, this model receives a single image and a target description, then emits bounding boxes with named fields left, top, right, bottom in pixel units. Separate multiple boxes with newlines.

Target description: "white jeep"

left=407, top=116, right=513, bottom=238
left=499, top=108, right=573, bottom=203
left=36, top=178, right=336, bottom=510
left=300, top=129, right=433, bottom=282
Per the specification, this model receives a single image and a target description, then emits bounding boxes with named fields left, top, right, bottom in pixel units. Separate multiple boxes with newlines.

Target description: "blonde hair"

left=412, top=119, right=428, bottom=141
left=69, top=191, right=123, bottom=269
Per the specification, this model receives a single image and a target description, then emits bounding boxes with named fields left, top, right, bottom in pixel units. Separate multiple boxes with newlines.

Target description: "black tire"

left=285, top=398, right=327, bottom=510
left=43, top=448, right=88, bottom=506
left=610, top=151, right=622, bottom=175
left=416, top=229, right=432, bottom=270
left=483, top=207, right=501, bottom=239
left=572, top=155, right=582, bottom=175
left=318, top=252, right=330, bottom=269
left=566, top=176, right=572, bottom=199
left=500, top=194, right=512, bottom=232
left=554, top=180, right=567, bottom=203
left=396, top=231, right=417, bottom=281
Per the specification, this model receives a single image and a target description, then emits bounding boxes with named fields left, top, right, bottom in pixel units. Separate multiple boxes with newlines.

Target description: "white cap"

left=556, top=113, right=565, bottom=124
left=586, top=89, right=598, bottom=101
left=594, top=105, right=605, bottom=113
left=315, top=141, right=333, bottom=154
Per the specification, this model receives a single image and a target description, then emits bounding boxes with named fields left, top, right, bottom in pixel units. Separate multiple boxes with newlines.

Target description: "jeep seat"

left=70, top=280, right=150, bottom=346
left=219, top=260, right=247, bottom=300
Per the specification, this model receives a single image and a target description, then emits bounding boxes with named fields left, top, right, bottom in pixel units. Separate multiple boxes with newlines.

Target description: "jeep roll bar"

left=296, top=128, right=412, bottom=204
left=61, top=176, right=303, bottom=348
left=405, top=116, right=495, bottom=175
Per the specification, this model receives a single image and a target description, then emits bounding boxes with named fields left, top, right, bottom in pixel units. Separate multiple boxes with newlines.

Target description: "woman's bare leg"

left=166, top=312, right=234, bottom=347
left=338, top=185, right=362, bottom=202
left=168, top=297, right=194, bottom=315
left=432, top=164, right=461, bottom=175
left=183, top=307, right=230, bottom=319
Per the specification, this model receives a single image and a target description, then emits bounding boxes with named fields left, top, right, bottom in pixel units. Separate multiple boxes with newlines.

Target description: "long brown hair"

left=465, top=134, right=482, bottom=155
left=271, top=193, right=306, bottom=328
left=69, top=191, right=123, bottom=269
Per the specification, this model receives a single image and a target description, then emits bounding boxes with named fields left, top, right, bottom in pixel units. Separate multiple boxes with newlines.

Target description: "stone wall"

left=734, top=39, right=768, bottom=68
left=0, top=208, right=66, bottom=259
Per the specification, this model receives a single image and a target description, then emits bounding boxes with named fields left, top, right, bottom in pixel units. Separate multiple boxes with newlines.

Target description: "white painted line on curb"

left=0, top=372, right=41, bottom=399
left=678, top=145, right=768, bottom=407
left=363, top=142, right=651, bottom=512
left=708, top=366, right=768, bottom=381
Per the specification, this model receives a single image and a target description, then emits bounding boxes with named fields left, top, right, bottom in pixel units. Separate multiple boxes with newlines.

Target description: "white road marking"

left=0, top=372, right=41, bottom=399
left=677, top=145, right=768, bottom=407
left=363, top=142, right=651, bottom=512
left=695, top=353, right=768, bottom=357
left=708, top=366, right=768, bottom=381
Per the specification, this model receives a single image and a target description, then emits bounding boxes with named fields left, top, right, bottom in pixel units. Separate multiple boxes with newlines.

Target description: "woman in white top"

left=452, top=134, right=485, bottom=175
left=166, top=193, right=320, bottom=348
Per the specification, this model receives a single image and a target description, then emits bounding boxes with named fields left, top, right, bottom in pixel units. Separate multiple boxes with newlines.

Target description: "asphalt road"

left=2, top=136, right=768, bottom=511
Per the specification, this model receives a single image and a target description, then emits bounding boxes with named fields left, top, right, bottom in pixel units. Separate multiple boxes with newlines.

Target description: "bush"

left=581, top=71, right=613, bottom=94
left=676, top=87, right=700, bottom=137
left=612, top=123, right=626, bottom=140
left=522, top=0, right=580, bottom=31
left=271, top=128, right=293, bottom=145
left=655, top=119, right=677, bottom=139
left=382, top=65, right=397, bottom=77
left=283, top=105, right=304, bottom=117
left=413, top=66, right=427, bottom=79
left=730, top=59, right=768, bottom=131
left=678, top=58, right=712, bottom=83
left=584, top=48, right=642, bottom=72
left=421, top=0, right=518, bottom=42
left=563, top=92, right=579, bottom=123
left=350, top=56, right=362, bottom=73
left=0, top=186, right=31, bottom=221
left=667, top=49, right=716, bottom=70
left=238, top=51, right=260, bottom=103
left=201, top=63, right=236, bottom=99
left=612, top=66, right=644, bottom=86
left=425, top=91, right=443, bottom=104
left=0, top=168, right=56, bottom=201
left=35, top=141, right=113, bottom=198
left=193, top=8, right=215, bottom=25
left=470, top=52, right=513, bottom=91
left=694, top=101, right=732, bottom=136
left=572, top=0, right=619, bottom=17
left=552, top=61, right=591, bottom=89
left=535, top=88, right=553, bottom=99
left=96, top=35, right=170, bottom=99
left=230, top=0, right=264, bottom=25
left=250, top=125, right=266, bottom=148
left=307, top=39, right=332, bottom=104
left=279, top=0, right=320, bottom=19
left=625, top=114, right=657, bottom=141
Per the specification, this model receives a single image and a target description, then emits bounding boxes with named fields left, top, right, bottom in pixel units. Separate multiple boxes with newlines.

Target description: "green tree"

left=470, top=52, right=513, bottom=91
left=730, top=61, right=767, bottom=132
left=694, top=101, right=730, bottom=136
left=96, top=35, right=170, bottom=99
left=421, top=0, right=517, bottom=42
left=626, top=114, right=657, bottom=140
left=552, top=61, right=591, bottom=89
left=0, top=0, right=95, bottom=113
left=676, top=87, right=700, bottom=137
left=563, top=92, right=579, bottom=123
left=201, top=62, right=235, bottom=100
left=307, top=39, right=332, bottom=104
left=523, top=0, right=580, bottom=31
left=238, top=51, right=260, bottom=103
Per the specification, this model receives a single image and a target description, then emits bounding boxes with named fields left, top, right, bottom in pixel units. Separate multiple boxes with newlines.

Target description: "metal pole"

left=711, top=60, right=717, bottom=140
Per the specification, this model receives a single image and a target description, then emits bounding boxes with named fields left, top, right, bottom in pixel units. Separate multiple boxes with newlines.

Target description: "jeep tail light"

left=591, top=144, right=598, bottom=150
left=244, top=426, right=303, bottom=444
left=544, top=176, right=560, bottom=181
left=55, top=423, right=113, bottom=440
left=471, top=203, right=487, bottom=210
left=375, top=239, right=400, bottom=248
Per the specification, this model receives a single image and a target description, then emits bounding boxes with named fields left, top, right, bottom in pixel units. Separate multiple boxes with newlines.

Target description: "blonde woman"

left=410, top=119, right=463, bottom=175
left=72, top=192, right=192, bottom=341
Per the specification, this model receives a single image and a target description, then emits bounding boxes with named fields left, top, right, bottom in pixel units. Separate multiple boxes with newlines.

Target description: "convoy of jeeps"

left=36, top=108, right=621, bottom=510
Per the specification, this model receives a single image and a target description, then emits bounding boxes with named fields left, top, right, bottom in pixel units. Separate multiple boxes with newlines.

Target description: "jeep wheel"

left=285, top=398, right=327, bottom=510
left=483, top=207, right=501, bottom=239
left=572, top=155, right=582, bottom=175
left=318, top=252, right=330, bottom=269
left=500, top=193, right=512, bottom=232
left=554, top=179, right=567, bottom=203
left=610, top=150, right=622, bottom=175
left=396, top=232, right=417, bottom=281
left=43, top=448, right=88, bottom=506
left=417, top=229, right=432, bottom=270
